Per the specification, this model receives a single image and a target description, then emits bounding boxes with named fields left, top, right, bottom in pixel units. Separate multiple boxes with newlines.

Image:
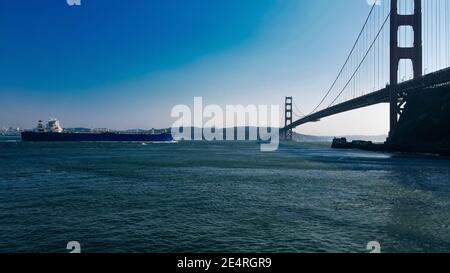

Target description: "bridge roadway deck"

left=283, top=67, right=450, bottom=131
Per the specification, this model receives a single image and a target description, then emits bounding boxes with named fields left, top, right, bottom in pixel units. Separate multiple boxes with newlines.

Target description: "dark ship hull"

left=21, top=131, right=173, bottom=142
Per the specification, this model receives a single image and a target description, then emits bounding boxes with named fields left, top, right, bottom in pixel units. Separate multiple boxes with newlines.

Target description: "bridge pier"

left=282, top=96, right=293, bottom=141
left=389, top=0, right=422, bottom=140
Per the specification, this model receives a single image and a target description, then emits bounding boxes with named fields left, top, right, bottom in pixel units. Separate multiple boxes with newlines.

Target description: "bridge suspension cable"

left=308, top=1, right=378, bottom=115
left=423, top=0, right=450, bottom=75
left=292, top=100, right=305, bottom=117
left=328, top=10, right=391, bottom=107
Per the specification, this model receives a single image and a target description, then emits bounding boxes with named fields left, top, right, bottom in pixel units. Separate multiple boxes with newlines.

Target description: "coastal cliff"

left=388, top=85, right=450, bottom=155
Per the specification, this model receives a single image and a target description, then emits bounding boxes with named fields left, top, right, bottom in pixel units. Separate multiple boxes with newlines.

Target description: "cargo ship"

left=21, top=119, right=174, bottom=142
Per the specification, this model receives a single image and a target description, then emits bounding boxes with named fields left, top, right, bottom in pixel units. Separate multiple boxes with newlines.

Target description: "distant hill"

left=171, top=126, right=387, bottom=143
left=293, top=132, right=387, bottom=143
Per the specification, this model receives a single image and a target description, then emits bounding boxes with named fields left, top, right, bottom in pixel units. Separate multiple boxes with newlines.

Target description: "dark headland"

left=332, top=84, right=450, bottom=156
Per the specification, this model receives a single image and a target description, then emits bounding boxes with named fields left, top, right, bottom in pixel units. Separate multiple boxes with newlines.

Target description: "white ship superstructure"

left=34, top=119, right=63, bottom=133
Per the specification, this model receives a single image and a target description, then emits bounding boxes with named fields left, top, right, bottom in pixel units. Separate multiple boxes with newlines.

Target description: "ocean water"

left=1, top=138, right=450, bottom=253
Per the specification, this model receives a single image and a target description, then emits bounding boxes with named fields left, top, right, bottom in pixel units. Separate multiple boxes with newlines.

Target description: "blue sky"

left=0, top=0, right=391, bottom=135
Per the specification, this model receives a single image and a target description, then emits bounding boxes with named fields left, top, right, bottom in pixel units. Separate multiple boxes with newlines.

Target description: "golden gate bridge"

left=282, top=0, right=450, bottom=153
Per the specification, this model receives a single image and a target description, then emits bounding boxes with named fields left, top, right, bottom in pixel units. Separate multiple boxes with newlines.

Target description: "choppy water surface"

left=1, top=139, right=450, bottom=253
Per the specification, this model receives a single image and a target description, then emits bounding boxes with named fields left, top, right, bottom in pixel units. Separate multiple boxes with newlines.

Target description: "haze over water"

left=1, top=140, right=450, bottom=253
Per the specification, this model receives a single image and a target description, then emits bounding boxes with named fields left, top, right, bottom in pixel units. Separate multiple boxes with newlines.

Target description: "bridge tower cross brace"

left=283, top=96, right=293, bottom=141
left=389, top=0, right=422, bottom=137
